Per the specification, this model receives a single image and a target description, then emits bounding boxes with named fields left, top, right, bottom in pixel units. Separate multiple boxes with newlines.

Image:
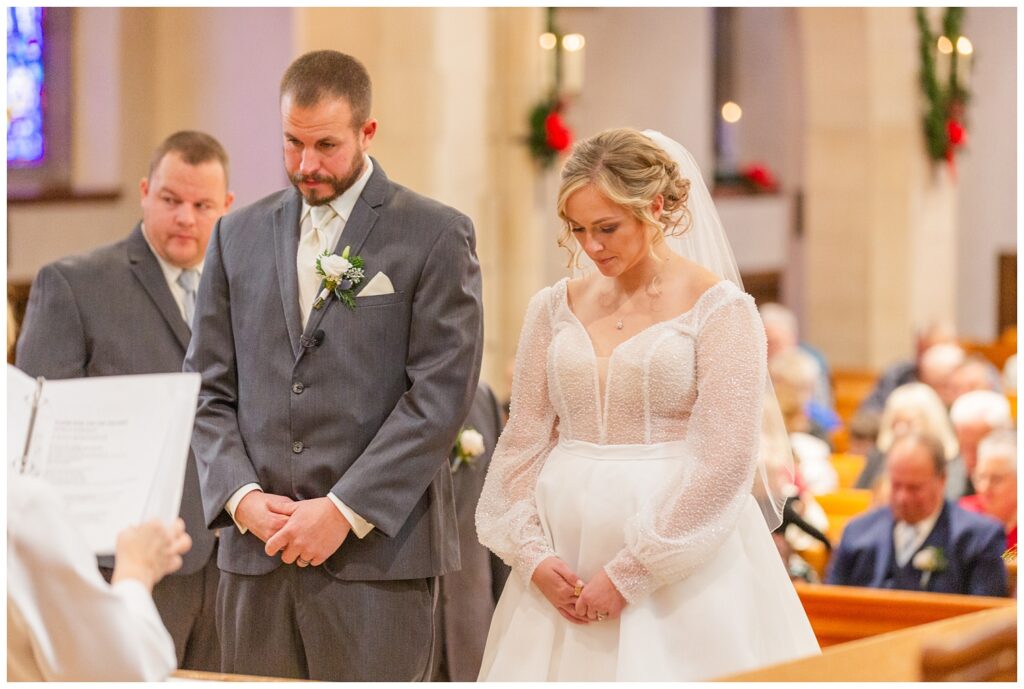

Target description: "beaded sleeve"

left=476, top=287, right=559, bottom=584
left=603, top=293, right=767, bottom=602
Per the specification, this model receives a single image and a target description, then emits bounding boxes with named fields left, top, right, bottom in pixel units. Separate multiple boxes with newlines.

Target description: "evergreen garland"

left=915, top=8, right=970, bottom=163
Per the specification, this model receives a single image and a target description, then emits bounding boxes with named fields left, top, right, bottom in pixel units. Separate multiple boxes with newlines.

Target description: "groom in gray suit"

left=16, top=131, right=234, bottom=671
left=184, top=50, right=482, bottom=681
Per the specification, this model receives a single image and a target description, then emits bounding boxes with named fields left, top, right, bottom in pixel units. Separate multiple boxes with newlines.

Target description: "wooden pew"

left=794, top=582, right=1012, bottom=648
left=719, top=604, right=1016, bottom=681
left=829, top=453, right=866, bottom=490
left=814, top=489, right=872, bottom=544
left=831, top=367, right=877, bottom=426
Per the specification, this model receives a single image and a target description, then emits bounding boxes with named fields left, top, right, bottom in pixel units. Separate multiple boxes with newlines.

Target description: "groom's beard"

left=290, top=152, right=365, bottom=206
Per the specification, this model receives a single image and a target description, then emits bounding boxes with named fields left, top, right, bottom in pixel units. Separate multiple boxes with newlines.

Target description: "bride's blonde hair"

left=556, top=128, right=692, bottom=269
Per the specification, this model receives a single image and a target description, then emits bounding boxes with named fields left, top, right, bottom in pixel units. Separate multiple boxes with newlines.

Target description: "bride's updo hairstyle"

left=556, top=128, right=692, bottom=268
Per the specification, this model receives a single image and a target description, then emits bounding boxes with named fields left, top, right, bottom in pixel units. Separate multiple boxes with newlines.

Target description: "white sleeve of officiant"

left=327, top=494, right=375, bottom=538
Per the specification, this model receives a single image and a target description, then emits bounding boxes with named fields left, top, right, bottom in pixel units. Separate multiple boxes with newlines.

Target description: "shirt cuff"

left=327, top=493, right=375, bottom=538
left=225, top=484, right=262, bottom=535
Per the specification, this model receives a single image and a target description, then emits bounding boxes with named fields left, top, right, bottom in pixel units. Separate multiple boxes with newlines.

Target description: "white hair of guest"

left=955, top=356, right=1002, bottom=391
left=759, top=302, right=798, bottom=337
left=949, top=390, right=1013, bottom=429
left=876, top=382, right=959, bottom=461
left=977, top=429, right=1017, bottom=471
left=919, top=342, right=966, bottom=377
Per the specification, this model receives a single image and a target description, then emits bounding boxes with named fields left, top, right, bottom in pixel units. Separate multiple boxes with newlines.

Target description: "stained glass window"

left=7, top=7, right=45, bottom=167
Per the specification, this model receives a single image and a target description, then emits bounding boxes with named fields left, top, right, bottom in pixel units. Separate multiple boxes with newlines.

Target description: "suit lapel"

left=273, top=190, right=305, bottom=358
left=873, top=508, right=896, bottom=587
left=301, top=160, right=388, bottom=338
left=126, top=225, right=191, bottom=350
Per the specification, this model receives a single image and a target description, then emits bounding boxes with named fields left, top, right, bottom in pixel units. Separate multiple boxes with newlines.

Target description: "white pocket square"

left=358, top=272, right=395, bottom=297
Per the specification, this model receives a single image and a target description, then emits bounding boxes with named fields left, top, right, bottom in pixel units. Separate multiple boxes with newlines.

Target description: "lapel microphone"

left=300, top=329, right=325, bottom=349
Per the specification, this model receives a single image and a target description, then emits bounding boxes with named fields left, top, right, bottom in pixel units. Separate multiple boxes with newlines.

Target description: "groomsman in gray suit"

left=16, top=131, right=234, bottom=671
left=435, top=381, right=511, bottom=681
left=184, top=50, right=483, bottom=681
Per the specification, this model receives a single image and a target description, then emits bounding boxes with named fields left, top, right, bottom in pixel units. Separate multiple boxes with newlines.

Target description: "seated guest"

left=826, top=432, right=1007, bottom=597
left=8, top=474, right=192, bottom=681
left=858, top=321, right=957, bottom=414
left=769, top=348, right=838, bottom=494
left=960, top=430, right=1016, bottom=552
left=855, top=383, right=959, bottom=497
left=948, top=390, right=1013, bottom=500
left=760, top=302, right=838, bottom=432
left=846, top=408, right=881, bottom=457
left=919, top=343, right=968, bottom=408
left=951, top=355, right=1002, bottom=400
left=436, top=381, right=511, bottom=681
left=1002, top=354, right=1017, bottom=394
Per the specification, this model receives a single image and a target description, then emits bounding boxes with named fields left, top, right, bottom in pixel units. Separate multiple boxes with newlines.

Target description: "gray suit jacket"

left=439, top=382, right=510, bottom=681
left=184, top=159, right=482, bottom=581
left=15, top=225, right=216, bottom=576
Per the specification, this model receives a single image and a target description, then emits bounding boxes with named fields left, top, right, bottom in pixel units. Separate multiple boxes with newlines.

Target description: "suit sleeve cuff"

left=327, top=493, right=375, bottom=538
left=225, top=484, right=262, bottom=534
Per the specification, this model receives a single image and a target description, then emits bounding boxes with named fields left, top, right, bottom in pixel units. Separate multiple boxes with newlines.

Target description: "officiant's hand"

left=574, top=567, right=626, bottom=622
left=111, top=517, right=192, bottom=593
left=264, top=497, right=351, bottom=566
left=236, top=491, right=297, bottom=543
left=532, top=556, right=590, bottom=625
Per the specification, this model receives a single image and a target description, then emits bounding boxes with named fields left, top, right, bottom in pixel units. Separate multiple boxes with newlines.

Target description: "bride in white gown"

left=475, top=128, right=820, bottom=681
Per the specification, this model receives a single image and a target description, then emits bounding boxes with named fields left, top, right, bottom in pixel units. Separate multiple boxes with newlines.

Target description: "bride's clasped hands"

left=532, top=556, right=627, bottom=623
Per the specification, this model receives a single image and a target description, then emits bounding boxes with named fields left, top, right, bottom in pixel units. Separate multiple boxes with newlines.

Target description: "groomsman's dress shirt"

left=141, top=224, right=203, bottom=324
left=224, top=157, right=376, bottom=539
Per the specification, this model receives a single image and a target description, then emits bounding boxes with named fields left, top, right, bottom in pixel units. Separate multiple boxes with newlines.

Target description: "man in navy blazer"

left=827, top=431, right=1007, bottom=597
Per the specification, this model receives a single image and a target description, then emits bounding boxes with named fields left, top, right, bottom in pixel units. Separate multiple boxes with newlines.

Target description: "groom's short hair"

left=280, top=50, right=372, bottom=125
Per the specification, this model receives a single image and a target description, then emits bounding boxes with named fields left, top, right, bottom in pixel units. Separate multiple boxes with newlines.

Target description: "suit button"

left=292, top=441, right=304, bottom=454
left=292, top=382, right=304, bottom=394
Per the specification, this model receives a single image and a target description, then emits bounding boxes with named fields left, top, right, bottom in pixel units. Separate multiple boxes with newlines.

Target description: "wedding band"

left=573, top=584, right=583, bottom=597
left=597, top=612, right=607, bottom=621
left=297, top=557, right=310, bottom=567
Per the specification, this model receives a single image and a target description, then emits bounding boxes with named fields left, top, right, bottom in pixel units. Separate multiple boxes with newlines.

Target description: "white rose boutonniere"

left=452, top=427, right=485, bottom=473
left=314, top=245, right=365, bottom=310
left=912, top=546, right=948, bottom=589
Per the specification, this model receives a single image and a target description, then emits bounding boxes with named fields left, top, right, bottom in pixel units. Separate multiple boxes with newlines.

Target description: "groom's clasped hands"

left=532, top=556, right=627, bottom=624
left=236, top=491, right=352, bottom=567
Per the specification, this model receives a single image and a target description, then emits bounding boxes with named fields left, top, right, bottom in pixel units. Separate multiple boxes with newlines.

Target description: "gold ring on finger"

left=573, top=584, right=582, bottom=597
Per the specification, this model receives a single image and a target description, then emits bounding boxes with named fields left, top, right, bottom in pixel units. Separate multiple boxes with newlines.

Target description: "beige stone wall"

left=800, top=7, right=960, bottom=369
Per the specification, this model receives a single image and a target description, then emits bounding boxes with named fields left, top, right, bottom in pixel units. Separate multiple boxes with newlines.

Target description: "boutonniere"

left=912, top=546, right=948, bottom=589
left=451, top=427, right=485, bottom=473
left=314, top=245, right=365, bottom=310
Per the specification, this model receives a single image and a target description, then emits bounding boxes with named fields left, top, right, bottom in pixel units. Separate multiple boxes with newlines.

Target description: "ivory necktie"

left=894, top=522, right=919, bottom=568
left=297, top=205, right=336, bottom=327
left=176, top=268, right=200, bottom=326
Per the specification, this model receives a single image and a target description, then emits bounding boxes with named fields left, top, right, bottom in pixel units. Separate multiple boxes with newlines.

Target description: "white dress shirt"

left=7, top=474, right=176, bottom=681
left=893, top=506, right=942, bottom=568
left=226, top=157, right=376, bottom=540
left=140, top=223, right=204, bottom=324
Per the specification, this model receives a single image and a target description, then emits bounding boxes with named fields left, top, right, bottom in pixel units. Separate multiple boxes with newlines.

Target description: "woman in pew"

left=8, top=474, right=191, bottom=681
left=855, top=383, right=959, bottom=501
left=959, top=430, right=1017, bottom=553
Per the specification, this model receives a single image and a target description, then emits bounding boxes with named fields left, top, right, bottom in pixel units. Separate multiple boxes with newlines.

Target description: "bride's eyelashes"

left=570, top=225, right=619, bottom=234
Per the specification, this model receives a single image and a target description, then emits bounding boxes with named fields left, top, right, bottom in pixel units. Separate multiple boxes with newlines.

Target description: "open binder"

left=8, top=365, right=200, bottom=555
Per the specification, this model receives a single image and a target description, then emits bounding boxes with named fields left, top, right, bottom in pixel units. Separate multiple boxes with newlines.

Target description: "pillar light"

left=721, top=101, right=742, bottom=124
left=562, top=34, right=585, bottom=52
left=937, top=35, right=954, bottom=54
left=956, top=36, right=973, bottom=55
left=539, top=32, right=557, bottom=50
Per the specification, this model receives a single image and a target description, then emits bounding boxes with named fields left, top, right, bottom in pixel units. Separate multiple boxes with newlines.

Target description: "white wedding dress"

left=476, top=278, right=820, bottom=681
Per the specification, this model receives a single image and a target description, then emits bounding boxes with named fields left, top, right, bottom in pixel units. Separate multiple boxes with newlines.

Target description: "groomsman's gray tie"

left=177, top=268, right=200, bottom=326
